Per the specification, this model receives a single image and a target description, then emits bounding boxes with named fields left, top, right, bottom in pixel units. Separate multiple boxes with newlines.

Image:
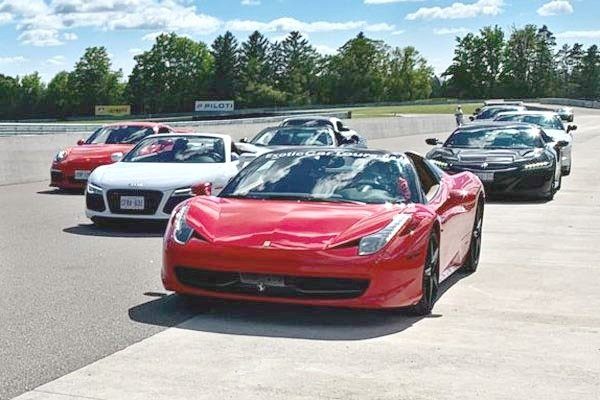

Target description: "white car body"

left=494, top=111, right=574, bottom=173
left=85, top=133, right=239, bottom=221
left=279, top=116, right=366, bottom=147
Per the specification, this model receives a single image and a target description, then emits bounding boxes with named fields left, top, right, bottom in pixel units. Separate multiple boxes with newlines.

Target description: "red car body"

left=50, top=122, right=177, bottom=189
left=162, top=158, right=484, bottom=310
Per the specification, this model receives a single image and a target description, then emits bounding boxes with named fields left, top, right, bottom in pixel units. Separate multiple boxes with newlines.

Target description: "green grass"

left=351, top=103, right=482, bottom=118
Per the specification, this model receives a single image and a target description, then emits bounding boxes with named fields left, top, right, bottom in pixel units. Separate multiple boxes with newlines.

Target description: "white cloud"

left=62, top=32, right=77, bottom=40
left=18, top=29, right=63, bottom=46
left=365, top=0, right=423, bottom=3
left=391, top=30, right=405, bottom=35
left=0, top=55, right=27, bottom=64
left=47, top=55, right=66, bottom=65
left=555, top=30, right=600, bottom=39
left=314, top=44, right=337, bottom=55
left=537, top=0, right=573, bottom=17
left=241, top=0, right=260, bottom=5
left=226, top=17, right=393, bottom=33
left=434, top=27, right=470, bottom=35
left=406, top=0, right=504, bottom=20
left=0, top=11, right=12, bottom=23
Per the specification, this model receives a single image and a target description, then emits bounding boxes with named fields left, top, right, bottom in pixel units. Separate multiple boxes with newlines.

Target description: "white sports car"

left=85, top=133, right=239, bottom=223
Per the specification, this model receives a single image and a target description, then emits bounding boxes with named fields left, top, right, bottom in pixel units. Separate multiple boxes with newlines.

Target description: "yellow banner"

left=95, top=105, right=131, bottom=116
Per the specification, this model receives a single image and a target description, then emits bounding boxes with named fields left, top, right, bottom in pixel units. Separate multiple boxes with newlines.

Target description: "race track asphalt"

left=1, top=108, right=600, bottom=400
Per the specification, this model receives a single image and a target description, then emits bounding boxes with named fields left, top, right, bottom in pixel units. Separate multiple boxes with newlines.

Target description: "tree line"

left=443, top=25, right=600, bottom=100
left=0, top=25, right=598, bottom=120
left=0, top=31, right=433, bottom=120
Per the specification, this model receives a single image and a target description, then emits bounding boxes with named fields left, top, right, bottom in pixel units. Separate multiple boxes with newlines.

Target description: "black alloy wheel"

left=462, top=200, right=484, bottom=273
left=409, top=233, right=440, bottom=316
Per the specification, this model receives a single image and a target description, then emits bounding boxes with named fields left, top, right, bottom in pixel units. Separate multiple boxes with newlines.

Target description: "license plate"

left=240, top=273, right=285, bottom=287
left=475, top=172, right=494, bottom=182
left=74, top=170, right=91, bottom=180
left=120, top=196, right=145, bottom=210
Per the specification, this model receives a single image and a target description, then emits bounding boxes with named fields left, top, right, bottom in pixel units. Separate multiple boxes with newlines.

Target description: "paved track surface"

left=2, top=108, right=600, bottom=400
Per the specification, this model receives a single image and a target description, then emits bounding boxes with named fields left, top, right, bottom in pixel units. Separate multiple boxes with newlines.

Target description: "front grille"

left=106, top=189, right=163, bottom=215
left=163, top=195, right=192, bottom=215
left=86, top=193, right=106, bottom=212
left=175, top=267, right=369, bottom=300
left=51, top=171, right=63, bottom=182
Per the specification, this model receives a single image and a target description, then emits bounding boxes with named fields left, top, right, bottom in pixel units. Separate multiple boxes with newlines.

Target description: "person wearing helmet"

left=455, top=105, right=464, bottom=126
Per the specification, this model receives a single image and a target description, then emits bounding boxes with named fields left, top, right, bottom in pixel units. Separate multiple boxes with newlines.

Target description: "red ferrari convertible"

left=162, top=148, right=484, bottom=314
left=50, top=122, right=176, bottom=190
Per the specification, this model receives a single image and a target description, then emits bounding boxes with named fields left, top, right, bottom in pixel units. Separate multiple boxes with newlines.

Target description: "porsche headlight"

left=54, top=150, right=68, bottom=162
left=172, top=204, right=194, bottom=244
left=358, top=215, right=411, bottom=256
left=524, top=161, right=551, bottom=170
left=86, top=182, right=103, bottom=195
left=430, top=159, right=449, bottom=169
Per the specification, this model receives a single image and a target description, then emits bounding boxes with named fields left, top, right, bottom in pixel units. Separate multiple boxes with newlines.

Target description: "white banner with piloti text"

left=195, top=100, right=235, bottom=112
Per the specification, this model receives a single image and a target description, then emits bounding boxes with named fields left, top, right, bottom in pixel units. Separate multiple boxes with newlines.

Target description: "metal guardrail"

left=538, top=98, right=600, bottom=109
left=0, top=111, right=351, bottom=136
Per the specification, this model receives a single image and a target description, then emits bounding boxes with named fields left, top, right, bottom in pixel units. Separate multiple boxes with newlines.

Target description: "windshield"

left=476, top=107, right=519, bottom=120
left=445, top=127, right=545, bottom=149
left=123, top=136, right=225, bottom=163
left=220, top=150, right=419, bottom=204
left=497, top=114, right=564, bottom=130
left=86, top=126, right=154, bottom=144
left=281, top=119, right=333, bottom=128
left=251, top=127, right=334, bottom=146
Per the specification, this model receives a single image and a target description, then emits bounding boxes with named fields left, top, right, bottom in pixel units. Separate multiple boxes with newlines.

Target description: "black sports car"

left=425, top=122, right=568, bottom=200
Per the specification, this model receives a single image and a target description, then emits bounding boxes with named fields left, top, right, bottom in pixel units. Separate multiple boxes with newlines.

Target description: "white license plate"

left=74, top=170, right=91, bottom=180
left=240, top=273, right=285, bottom=287
left=120, top=196, right=145, bottom=210
left=475, top=172, right=494, bottom=182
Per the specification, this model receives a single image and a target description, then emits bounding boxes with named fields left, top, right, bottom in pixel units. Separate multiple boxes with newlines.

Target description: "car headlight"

left=358, top=215, right=411, bottom=256
left=172, top=187, right=193, bottom=197
left=430, top=159, right=449, bottom=169
left=86, top=182, right=103, bottom=194
left=524, top=161, right=551, bottom=170
left=54, top=150, right=68, bottom=162
left=172, top=204, right=194, bottom=245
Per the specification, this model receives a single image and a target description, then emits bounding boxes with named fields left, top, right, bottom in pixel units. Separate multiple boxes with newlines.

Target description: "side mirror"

left=425, top=138, right=441, bottom=146
left=469, top=116, right=475, bottom=121
left=239, top=137, right=249, bottom=143
left=556, top=140, right=569, bottom=148
left=110, top=152, right=123, bottom=162
left=77, top=139, right=85, bottom=145
left=191, top=182, right=212, bottom=196
left=567, top=125, right=577, bottom=133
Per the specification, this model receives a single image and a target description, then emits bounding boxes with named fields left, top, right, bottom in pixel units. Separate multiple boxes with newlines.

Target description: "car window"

left=251, top=127, right=334, bottom=147
left=123, top=136, right=225, bottom=163
left=86, top=126, right=154, bottom=144
left=445, top=127, right=545, bottom=149
left=405, top=153, right=440, bottom=202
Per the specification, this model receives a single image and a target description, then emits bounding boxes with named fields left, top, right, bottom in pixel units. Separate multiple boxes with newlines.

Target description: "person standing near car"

left=455, top=105, right=464, bottom=126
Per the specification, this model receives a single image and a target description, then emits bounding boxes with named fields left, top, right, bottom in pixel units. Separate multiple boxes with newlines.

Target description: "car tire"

left=462, top=199, right=484, bottom=274
left=409, top=232, right=440, bottom=316
left=562, top=165, right=571, bottom=176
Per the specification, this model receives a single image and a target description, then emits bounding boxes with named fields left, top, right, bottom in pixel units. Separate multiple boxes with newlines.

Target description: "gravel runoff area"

left=1, top=107, right=599, bottom=400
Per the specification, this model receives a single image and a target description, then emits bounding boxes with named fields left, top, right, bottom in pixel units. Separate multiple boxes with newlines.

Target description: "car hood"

left=543, top=129, right=572, bottom=143
left=90, top=162, right=229, bottom=191
left=186, top=196, right=409, bottom=250
left=66, top=144, right=134, bottom=161
left=428, top=147, right=546, bottom=164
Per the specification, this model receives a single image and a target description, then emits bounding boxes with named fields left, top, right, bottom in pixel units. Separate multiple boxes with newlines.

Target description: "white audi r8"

left=85, top=133, right=239, bottom=223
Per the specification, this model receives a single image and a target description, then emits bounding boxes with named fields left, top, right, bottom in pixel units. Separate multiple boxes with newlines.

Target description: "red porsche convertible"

left=162, top=148, right=484, bottom=314
left=50, top=122, right=176, bottom=190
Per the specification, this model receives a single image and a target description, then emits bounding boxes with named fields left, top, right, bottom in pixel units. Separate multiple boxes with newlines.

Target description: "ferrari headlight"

left=524, top=161, right=551, bottom=170
left=430, top=159, right=449, bottom=169
left=358, top=215, right=411, bottom=256
left=172, top=204, right=194, bottom=245
left=54, top=150, right=68, bottom=162
left=86, top=182, right=103, bottom=195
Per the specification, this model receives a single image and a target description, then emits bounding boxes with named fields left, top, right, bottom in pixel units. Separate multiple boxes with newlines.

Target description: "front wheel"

left=462, top=200, right=484, bottom=273
left=409, top=233, right=440, bottom=316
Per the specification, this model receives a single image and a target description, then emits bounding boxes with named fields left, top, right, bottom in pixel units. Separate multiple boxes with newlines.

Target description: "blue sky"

left=0, top=0, right=599, bottom=82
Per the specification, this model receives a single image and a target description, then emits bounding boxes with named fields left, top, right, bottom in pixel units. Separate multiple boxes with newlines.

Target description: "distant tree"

left=575, top=45, right=600, bottom=99
left=210, top=31, right=240, bottom=100
left=530, top=25, right=558, bottom=97
left=280, top=31, right=320, bottom=104
left=0, top=74, right=20, bottom=119
left=320, top=32, right=387, bottom=104
left=501, top=25, right=539, bottom=98
left=17, top=72, right=46, bottom=118
left=127, top=33, right=213, bottom=113
left=45, top=71, right=74, bottom=119
left=386, top=46, right=434, bottom=101
left=70, top=47, right=123, bottom=115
